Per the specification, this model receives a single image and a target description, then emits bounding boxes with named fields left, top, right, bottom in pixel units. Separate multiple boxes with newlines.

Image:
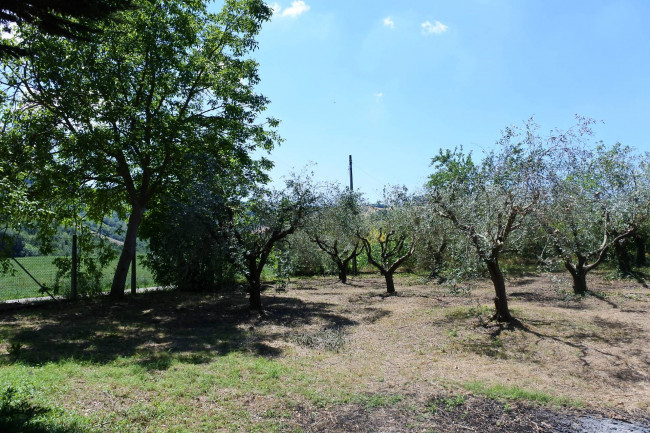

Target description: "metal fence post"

left=71, top=233, right=78, bottom=300
left=131, top=251, right=136, bottom=295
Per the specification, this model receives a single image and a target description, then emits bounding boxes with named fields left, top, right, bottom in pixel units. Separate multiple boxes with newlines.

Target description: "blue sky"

left=249, top=0, right=650, bottom=202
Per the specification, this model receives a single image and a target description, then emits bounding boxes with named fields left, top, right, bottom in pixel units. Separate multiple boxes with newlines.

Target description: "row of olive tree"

left=281, top=118, right=650, bottom=323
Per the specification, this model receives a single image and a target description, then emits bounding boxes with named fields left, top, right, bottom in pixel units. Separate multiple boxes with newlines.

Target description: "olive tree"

left=537, top=141, right=650, bottom=294
left=427, top=120, right=548, bottom=322
left=224, top=176, right=317, bottom=311
left=0, top=0, right=278, bottom=298
left=358, top=186, right=421, bottom=294
left=308, top=186, right=365, bottom=283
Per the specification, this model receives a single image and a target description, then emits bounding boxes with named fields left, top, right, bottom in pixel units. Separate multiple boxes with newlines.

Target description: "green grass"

left=0, top=352, right=327, bottom=432
left=0, top=256, right=155, bottom=301
left=461, top=381, right=582, bottom=407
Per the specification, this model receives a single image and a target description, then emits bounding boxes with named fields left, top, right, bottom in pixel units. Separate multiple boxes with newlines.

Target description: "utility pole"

left=349, top=155, right=354, bottom=192
left=349, top=155, right=358, bottom=275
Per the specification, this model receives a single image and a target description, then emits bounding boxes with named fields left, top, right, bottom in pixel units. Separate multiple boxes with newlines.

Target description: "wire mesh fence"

left=0, top=254, right=155, bottom=302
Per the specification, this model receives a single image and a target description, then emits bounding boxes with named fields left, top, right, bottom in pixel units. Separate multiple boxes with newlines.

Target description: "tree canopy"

left=0, top=0, right=135, bottom=57
left=0, top=0, right=278, bottom=298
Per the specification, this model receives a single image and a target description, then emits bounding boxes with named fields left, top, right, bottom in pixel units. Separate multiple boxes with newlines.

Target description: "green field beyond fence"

left=0, top=256, right=155, bottom=302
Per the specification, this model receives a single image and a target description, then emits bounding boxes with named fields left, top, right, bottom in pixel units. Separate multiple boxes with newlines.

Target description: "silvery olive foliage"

left=536, top=129, right=650, bottom=294
left=358, top=186, right=423, bottom=294
left=307, top=185, right=365, bottom=283
left=427, top=119, right=550, bottom=322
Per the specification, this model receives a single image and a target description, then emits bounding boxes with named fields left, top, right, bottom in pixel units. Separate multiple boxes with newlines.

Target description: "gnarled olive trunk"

left=635, top=234, right=646, bottom=267
left=565, top=261, right=588, bottom=295
left=614, top=237, right=632, bottom=276
left=337, top=262, right=348, bottom=284
left=485, top=258, right=511, bottom=322
left=384, top=272, right=396, bottom=294
left=110, top=204, right=145, bottom=299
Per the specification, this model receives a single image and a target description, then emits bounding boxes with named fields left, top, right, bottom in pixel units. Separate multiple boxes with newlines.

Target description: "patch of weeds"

left=555, top=288, right=585, bottom=303
left=290, top=327, right=347, bottom=352
left=444, top=304, right=492, bottom=322
left=462, top=381, right=582, bottom=407
left=428, top=394, right=466, bottom=414
left=352, top=393, right=404, bottom=408
left=0, top=386, right=87, bottom=433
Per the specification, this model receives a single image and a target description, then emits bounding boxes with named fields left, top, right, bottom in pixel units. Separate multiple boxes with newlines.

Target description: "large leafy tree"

left=0, top=0, right=278, bottom=298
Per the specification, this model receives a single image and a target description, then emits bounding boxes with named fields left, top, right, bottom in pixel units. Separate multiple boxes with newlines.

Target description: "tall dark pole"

left=71, top=233, right=78, bottom=300
left=350, top=155, right=358, bottom=275
left=349, top=155, right=354, bottom=192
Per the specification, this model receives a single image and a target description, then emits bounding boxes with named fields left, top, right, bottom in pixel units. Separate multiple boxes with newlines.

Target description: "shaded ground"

left=291, top=397, right=650, bottom=432
left=0, top=272, right=649, bottom=432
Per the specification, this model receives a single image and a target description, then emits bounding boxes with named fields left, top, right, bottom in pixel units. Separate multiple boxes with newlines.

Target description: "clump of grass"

left=290, top=327, right=347, bottom=352
left=444, top=304, right=492, bottom=321
left=428, top=394, right=466, bottom=414
left=462, top=381, right=582, bottom=407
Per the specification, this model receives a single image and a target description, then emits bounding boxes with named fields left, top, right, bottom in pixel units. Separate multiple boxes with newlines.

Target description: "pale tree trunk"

left=110, top=203, right=145, bottom=299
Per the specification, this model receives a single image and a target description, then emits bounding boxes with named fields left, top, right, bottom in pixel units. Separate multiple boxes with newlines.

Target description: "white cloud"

left=375, top=92, right=384, bottom=101
left=421, top=20, right=448, bottom=35
left=383, top=17, right=395, bottom=29
left=279, top=1, right=310, bottom=18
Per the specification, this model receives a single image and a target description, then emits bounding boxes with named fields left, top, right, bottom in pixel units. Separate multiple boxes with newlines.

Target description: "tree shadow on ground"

left=487, top=317, right=648, bottom=382
left=0, top=289, right=368, bottom=368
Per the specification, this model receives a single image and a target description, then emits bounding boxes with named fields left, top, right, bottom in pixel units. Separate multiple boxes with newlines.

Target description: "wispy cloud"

left=375, top=92, right=384, bottom=102
left=421, top=20, right=448, bottom=35
left=275, top=1, right=310, bottom=18
left=382, top=17, right=395, bottom=29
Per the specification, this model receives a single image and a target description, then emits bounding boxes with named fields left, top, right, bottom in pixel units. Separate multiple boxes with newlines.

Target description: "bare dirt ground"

left=1, top=271, right=649, bottom=432
left=253, top=272, right=650, bottom=432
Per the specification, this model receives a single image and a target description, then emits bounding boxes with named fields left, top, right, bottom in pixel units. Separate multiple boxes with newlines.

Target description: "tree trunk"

left=246, top=257, right=264, bottom=311
left=565, top=261, right=588, bottom=295
left=635, top=234, right=646, bottom=267
left=485, top=258, right=511, bottom=322
left=110, top=203, right=145, bottom=299
left=338, top=265, right=347, bottom=284
left=249, top=277, right=263, bottom=311
left=384, top=272, right=396, bottom=294
left=614, top=237, right=631, bottom=276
